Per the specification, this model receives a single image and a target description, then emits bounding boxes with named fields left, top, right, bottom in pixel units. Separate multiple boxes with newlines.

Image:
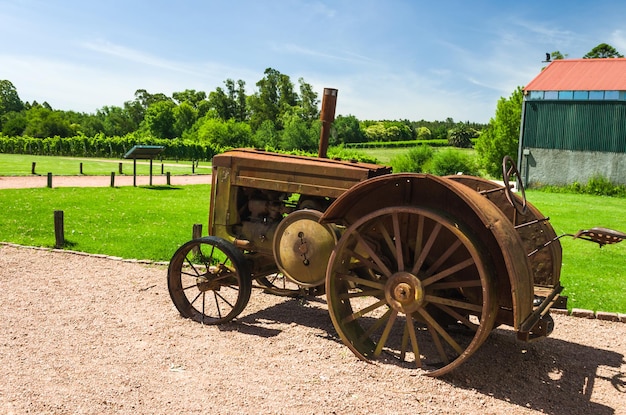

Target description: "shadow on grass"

left=141, top=186, right=183, bottom=191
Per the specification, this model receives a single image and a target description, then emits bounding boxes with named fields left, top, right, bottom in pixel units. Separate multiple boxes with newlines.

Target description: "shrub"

left=390, top=145, right=434, bottom=173
left=427, top=148, right=478, bottom=176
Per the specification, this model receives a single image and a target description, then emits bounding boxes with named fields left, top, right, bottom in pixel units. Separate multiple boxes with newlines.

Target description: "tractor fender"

left=320, top=173, right=534, bottom=330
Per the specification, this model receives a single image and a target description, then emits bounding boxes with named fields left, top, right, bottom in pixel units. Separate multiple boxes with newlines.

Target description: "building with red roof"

left=519, top=58, right=626, bottom=186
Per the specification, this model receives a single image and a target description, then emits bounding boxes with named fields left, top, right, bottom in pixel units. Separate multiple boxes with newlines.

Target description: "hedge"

left=0, top=134, right=219, bottom=161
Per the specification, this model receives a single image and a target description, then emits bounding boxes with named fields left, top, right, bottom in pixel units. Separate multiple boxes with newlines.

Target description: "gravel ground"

left=1, top=244, right=625, bottom=415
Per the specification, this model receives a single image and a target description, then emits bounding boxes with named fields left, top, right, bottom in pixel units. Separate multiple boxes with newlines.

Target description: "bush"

left=427, top=148, right=479, bottom=176
left=390, top=145, right=434, bottom=173
left=537, top=175, right=626, bottom=197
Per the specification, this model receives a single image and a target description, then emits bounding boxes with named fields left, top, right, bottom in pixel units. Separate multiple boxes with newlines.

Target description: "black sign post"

left=123, top=145, right=165, bottom=187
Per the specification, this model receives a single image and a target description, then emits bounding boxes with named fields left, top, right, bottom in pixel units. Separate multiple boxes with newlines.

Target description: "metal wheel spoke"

left=411, top=222, right=442, bottom=275
left=342, top=298, right=388, bottom=324
left=213, top=292, right=222, bottom=319
left=391, top=212, right=404, bottom=271
left=419, top=308, right=464, bottom=355
left=431, top=303, right=479, bottom=331
left=421, top=258, right=476, bottom=287
left=375, top=218, right=397, bottom=266
left=418, top=308, right=465, bottom=355
left=336, top=272, right=385, bottom=290
left=424, top=295, right=483, bottom=313
left=423, top=240, right=462, bottom=278
left=354, top=232, right=392, bottom=277
left=406, top=313, right=421, bottom=368
left=189, top=291, right=203, bottom=307
left=359, top=308, right=393, bottom=343
left=413, top=214, right=425, bottom=267
left=400, top=324, right=409, bottom=361
left=338, top=289, right=384, bottom=300
left=374, top=309, right=399, bottom=357
left=182, top=260, right=202, bottom=277
left=429, top=279, right=482, bottom=290
left=346, top=249, right=387, bottom=277
left=426, top=322, right=450, bottom=365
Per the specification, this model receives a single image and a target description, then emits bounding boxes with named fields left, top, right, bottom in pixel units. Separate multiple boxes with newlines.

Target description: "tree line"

left=0, top=68, right=486, bottom=157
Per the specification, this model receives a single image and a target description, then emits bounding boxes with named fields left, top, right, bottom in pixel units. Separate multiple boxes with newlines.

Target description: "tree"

left=332, top=115, right=364, bottom=144
left=447, top=123, right=476, bottom=148
left=247, top=68, right=298, bottom=131
left=172, top=89, right=207, bottom=107
left=416, top=126, right=431, bottom=140
left=22, top=106, right=73, bottom=138
left=143, top=100, right=177, bottom=139
left=173, top=101, right=198, bottom=137
left=280, top=111, right=319, bottom=151
left=583, top=43, right=623, bottom=58
left=0, top=80, right=23, bottom=114
left=475, top=86, right=523, bottom=177
left=0, top=80, right=24, bottom=117
left=298, top=78, right=319, bottom=123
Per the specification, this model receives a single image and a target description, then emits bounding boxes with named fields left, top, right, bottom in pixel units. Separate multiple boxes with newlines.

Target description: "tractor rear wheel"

left=326, top=206, right=497, bottom=376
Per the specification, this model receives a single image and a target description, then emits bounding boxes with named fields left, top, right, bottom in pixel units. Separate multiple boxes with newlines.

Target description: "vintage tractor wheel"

left=256, top=273, right=305, bottom=297
left=168, top=236, right=252, bottom=324
left=326, top=206, right=497, bottom=376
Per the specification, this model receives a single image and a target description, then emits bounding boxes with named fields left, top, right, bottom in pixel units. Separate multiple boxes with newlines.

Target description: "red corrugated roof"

left=525, top=58, right=626, bottom=91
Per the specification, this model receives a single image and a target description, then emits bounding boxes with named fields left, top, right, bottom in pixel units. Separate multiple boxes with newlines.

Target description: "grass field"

left=359, top=146, right=476, bottom=164
left=0, top=185, right=212, bottom=261
left=526, top=191, right=626, bottom=314
left=0, top=153, right=211, bottom=176
left=0, top=182, right=624, bottom=313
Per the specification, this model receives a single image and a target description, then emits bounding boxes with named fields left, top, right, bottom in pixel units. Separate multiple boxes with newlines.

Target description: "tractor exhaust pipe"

left=318, top=88, right=338, bottom=158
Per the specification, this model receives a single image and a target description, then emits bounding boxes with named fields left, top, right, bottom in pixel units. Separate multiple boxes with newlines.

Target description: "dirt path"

left=1, top=244, right=625, bottom=414
left=0, top=174, right=211, bottom=189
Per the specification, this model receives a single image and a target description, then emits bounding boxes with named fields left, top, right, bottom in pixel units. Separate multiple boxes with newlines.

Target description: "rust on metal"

left=318, top=87, right=338, bottom=158
left=168, top=87, right=625, bottom=376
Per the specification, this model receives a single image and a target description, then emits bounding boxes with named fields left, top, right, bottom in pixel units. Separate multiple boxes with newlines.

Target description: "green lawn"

left=0, top=184, right=623, bottom=313
left=0, top=185, right=212, bottom=261
left=359, top=146, right=476, bottom=164
left=0, top=153, right=211, bottom=176
left=526, top=191, right=626, bottom=314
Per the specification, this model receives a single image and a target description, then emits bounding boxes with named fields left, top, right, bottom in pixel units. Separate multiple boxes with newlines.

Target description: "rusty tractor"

left=167, top=89, right=625, bottom=376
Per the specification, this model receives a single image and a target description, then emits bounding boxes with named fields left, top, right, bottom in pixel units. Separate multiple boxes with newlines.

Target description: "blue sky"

left=2, top=0, right=626, bottom=123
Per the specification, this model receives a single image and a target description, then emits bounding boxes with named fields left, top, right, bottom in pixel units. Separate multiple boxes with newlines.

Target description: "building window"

left=544, top=91, right=559, bottom=100
left=558, top=90, right=574, bottom=100
left=589, top=91, right=604, bottom=100
left=573, top=91, right=589, bottom=100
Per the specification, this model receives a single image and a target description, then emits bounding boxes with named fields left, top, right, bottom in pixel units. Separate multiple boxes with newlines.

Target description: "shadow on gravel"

left=442, top=328, right=625, bottom=415
left=220, top=295, right=341, bottom=344
left=224, top=294, right=624, bottom=415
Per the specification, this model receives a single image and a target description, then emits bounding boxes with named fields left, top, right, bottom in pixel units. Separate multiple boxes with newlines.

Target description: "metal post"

left=47, top=172, right=52, bottom=188
left=110, top=172, right=115, bottom=187
left=79, top=162, right=83, bottom=175
left=166, top=172, right=171, bottom=185
left=133, top=159, right=137, bottom=187
left=31, top=162, right=36, bottom=175
left=119, top=162, right=123, bottom=174
left=318, top=88, right=338, bottom=158
left=149, top=159, right=153, bottom=186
